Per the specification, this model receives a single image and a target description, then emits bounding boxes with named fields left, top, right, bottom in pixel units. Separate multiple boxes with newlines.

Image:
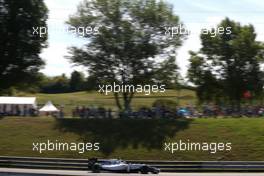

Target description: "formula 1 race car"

left=88, top=158, right=160, bottom=174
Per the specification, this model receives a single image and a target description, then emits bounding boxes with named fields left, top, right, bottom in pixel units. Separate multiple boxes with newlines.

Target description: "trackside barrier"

left=0, top=156, right=264, bottom=172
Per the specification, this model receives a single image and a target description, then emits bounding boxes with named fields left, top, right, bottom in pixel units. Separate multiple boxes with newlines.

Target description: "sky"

left=40, top=0, right=264, bottom=78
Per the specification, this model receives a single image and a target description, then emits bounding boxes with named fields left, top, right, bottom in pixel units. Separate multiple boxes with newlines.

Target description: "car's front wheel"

left=152, top=170, right=160, bottom=174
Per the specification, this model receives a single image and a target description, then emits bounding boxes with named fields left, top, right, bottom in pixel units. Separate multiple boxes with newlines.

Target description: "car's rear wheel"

left=140, top=166, right=149, bottom=174
left=92, top=164, right=101, bottom=173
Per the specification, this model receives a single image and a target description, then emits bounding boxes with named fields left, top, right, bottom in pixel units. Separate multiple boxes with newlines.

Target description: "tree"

left=85, top=74, right=99, bottom=91
left=188, top=18, right=264, bottom=109
left=0, top=0, right=48, bottom=93
left=188, top=51, right=223, bottom=104
left=154, top=56, right=179, bottom=89
left=69, top=71, right=85, bottom=92
left=67, top=0, right=186, bottom=111
left=40, top=74, right=70, bottom=93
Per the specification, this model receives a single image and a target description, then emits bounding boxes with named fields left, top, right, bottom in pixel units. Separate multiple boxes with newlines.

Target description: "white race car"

left=88, top=158, right=160, bottom=174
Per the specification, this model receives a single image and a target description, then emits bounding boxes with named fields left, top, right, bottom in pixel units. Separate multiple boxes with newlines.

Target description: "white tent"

left=0, top=97, right=37, bottom=115
left=0, top=97, right=37, bottom=106
left=39, top=101, right=59, bottom=112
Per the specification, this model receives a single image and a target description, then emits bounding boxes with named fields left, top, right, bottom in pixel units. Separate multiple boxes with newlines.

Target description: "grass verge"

left=0, top=117, right=263, bottom=160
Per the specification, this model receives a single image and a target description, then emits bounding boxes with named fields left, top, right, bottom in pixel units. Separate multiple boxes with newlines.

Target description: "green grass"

left=17, top=89, right=196, bottom=115
left=3, top=90, right=263, bottom=160
left=1, top=117, right=264, bottom=161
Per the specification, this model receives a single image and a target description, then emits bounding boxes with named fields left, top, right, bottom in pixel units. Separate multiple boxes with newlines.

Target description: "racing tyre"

left=140, top=166, right=149, bottom=174
left=152, top=170, right=160, bottom=174
left=92, top=164, right=101, bottom=173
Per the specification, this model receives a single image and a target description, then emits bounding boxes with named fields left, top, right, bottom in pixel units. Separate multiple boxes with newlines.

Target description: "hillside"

left=1, top=117, right=264, bottom=161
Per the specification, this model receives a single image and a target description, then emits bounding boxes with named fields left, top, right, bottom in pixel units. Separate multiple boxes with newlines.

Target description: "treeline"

left=37, top=70, right=185, bottom=94
left=37, top=71, right=97, bottom=93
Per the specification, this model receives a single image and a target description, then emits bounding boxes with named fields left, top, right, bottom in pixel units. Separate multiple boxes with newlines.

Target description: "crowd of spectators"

left=2, top=104, right=264, bottom=119
left=72, top=106, right=113, bottom=118
left=0, top=105, right=38, bottom=117
left=72, top=104, right=264, bottom=119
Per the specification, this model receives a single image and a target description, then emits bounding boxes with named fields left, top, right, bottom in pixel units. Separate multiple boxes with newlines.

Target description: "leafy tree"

left=67, top=0, right=186, bottom=111
left=188, top=52, right=223, bottom=104
left=69, top=71, right=85, bottom=92
left=188, top=18, right=264, bottom=109
left=85, top=74, right=99, bottom=91
left=0, top=0, right=48, bottom=92
left=154, top=56, right=179, bottom=88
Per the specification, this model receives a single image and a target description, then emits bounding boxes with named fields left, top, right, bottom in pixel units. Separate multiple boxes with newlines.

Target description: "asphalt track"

left=1, top=168, right=264, bottom=176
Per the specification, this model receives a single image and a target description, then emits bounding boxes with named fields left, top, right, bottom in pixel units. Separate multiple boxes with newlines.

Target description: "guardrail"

left=0, top=156, right=264, bottom=172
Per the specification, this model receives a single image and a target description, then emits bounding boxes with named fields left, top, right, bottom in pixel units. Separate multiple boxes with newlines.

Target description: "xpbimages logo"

left=98, top=82, right=166, bottom=95
left=32, top=140, right=100, bottom=154
left=164, top=140, right=232, bottom=154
